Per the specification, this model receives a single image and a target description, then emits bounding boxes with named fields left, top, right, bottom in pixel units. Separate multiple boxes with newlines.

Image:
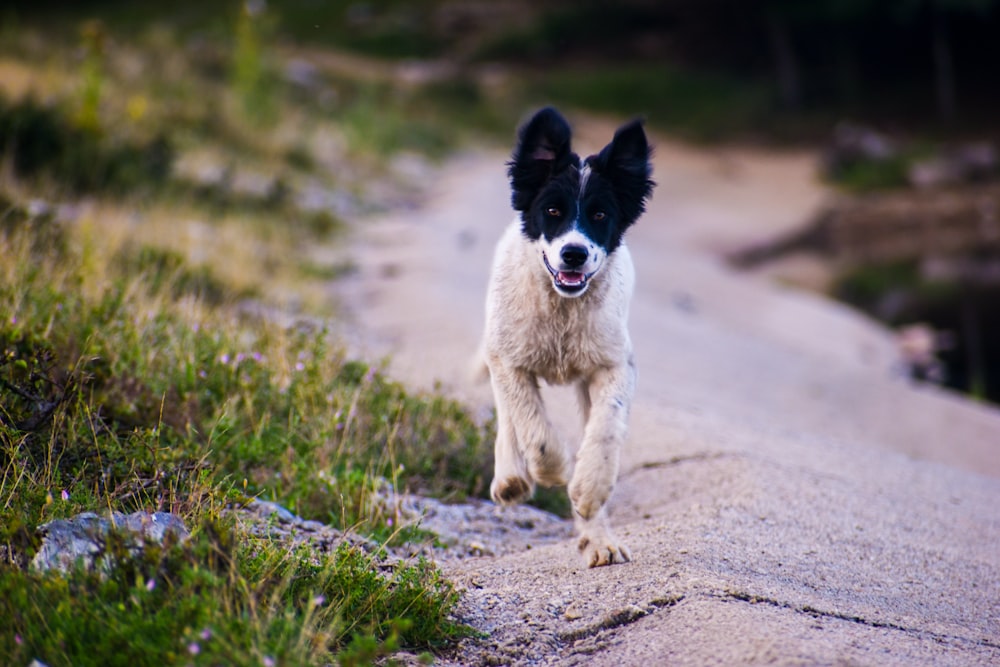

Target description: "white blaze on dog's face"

left=534, top=163, right=607, bottom=297
left=508, top=108, right=653, bottom=298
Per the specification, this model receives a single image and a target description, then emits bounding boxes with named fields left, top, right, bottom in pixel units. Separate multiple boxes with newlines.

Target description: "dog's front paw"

left=577, top=533, right=631, bottom=568
left=491, top=475, right=534, bottom=505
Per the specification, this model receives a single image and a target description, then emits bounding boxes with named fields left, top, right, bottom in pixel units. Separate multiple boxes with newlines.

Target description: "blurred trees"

left=5, top=0, right=1000, bottom=126
left=758, top=0, right=998, bottom=120
left=477, top=0, right=1000, bottom=126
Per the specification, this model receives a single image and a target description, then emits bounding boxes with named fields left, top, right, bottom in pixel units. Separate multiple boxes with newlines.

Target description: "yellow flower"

left=127, top=95, right=149, bottom=122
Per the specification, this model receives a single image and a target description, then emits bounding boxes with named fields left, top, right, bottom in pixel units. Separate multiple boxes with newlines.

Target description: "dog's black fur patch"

left=507, top=107, right=654, bottom=255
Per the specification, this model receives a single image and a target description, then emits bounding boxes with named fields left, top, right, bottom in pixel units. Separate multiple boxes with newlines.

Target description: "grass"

left=823, top=141, right=937, bottom=193
left=0, top=9, right=502, bottom=661
left=0, top=190, right=488, bottom=660
left=523, top=63, right=774, bottom=142
left=0, top=94, right=172, bottom=195
left=0, top=193, right=492, bottom=534
left=1, top=522, right=467, bottom=666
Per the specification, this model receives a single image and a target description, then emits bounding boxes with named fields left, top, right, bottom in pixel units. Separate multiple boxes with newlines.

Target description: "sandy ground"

left=337, top=125, right=1000, bottom=665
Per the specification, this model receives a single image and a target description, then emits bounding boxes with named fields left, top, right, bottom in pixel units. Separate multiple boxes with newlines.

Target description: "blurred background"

left=3, top=0, right=1000, bottom=403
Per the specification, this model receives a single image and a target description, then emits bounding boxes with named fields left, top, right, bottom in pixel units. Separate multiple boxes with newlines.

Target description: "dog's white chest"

left=484, top=224, right=633, bottom=386
left=521, top=301, right=618, bottom=384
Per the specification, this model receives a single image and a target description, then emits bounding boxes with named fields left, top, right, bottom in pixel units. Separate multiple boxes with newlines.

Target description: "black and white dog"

left=481, top=108, right=654, bottom=567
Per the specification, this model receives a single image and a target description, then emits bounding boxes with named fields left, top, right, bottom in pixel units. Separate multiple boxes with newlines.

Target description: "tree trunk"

left=766, top=11, right=801, bottom=111
left=932, top=8, right=957, bottom=122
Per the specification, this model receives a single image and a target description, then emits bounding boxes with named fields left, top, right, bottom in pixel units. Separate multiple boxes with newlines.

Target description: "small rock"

left=564, top=603, right=584, bottom=620
left=31, top=511, right=189, bottom=574
left=467, top=540, right=492, bottom=556
left=247, top=499, right=298, bottom=523
left=822, top=121, right=897, bottom=178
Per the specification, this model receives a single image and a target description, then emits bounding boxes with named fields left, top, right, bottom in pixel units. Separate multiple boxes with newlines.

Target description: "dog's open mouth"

left=543, top=253, right=591, bottom=294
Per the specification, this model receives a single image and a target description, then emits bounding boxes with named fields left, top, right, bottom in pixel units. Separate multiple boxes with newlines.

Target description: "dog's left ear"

left=508, top=107, right=576, bottom=212
left=591, top=119, right=655, bottom=224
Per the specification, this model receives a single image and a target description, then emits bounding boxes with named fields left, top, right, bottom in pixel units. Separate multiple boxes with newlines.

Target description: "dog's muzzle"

left=543, top=249, right=594, bottom=296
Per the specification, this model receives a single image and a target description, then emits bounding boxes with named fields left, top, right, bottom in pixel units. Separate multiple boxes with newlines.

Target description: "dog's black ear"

left=508, top=107, right=575, bottom=212
left=591, top=118, right=655, bottom=224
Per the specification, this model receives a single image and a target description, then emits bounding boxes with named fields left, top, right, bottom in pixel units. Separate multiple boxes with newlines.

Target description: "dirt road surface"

left=339, top=124, right=1000, bottom=665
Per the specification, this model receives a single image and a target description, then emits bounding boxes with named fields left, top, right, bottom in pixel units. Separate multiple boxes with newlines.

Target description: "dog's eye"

left=545, top=207, right=562, bottom=218
left=593, top=211, right=607, bottom=221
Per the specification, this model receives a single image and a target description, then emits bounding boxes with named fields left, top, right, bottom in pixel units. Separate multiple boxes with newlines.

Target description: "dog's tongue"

left=557, top=271, right=585, bottom=286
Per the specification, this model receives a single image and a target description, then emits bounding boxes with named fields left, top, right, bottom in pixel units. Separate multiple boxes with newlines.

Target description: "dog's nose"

left=560, top=244, right=588, bottom=268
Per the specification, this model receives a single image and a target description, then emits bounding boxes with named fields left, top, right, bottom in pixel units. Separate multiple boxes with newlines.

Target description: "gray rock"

left=822, top=121, right=898, bottom=178
left=31, top=511, right=189, bottom=574
left=909, top=142, right=999, bottom=188
left=228, top=499, right=388, bottom=564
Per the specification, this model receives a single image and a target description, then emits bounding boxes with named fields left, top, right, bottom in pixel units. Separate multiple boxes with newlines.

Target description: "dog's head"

left=508, top=107, right=654, bottom=298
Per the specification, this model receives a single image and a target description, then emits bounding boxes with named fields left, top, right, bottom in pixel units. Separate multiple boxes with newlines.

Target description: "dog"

left=481, top=107, right=654, bottom=567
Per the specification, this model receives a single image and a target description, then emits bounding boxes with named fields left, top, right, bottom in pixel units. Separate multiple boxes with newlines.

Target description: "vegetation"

left=0, top=525, right=466, bottom=666
left=0, top=180, right=484, bottom=662
left=0, top=6, right=501, bottom=663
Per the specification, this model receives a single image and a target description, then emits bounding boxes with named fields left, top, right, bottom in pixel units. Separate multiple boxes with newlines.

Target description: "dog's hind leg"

left=488, top=364, right=569, bottom=505
left=569, top=357, right=636, bottom=566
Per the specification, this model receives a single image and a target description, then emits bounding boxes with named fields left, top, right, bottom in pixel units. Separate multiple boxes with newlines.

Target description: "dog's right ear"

left=508, top=107, right=574, bottom=212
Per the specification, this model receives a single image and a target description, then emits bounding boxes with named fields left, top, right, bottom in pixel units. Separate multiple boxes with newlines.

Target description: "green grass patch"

left=0, top=194, right=489, bottom=656
left=525, top=64, right=773, bottom=142
left=0, top=520, right=468, bottom=665
left=824, top=143, right=936, bottom=193
left=0, top=94, right=173, bottom=195
left=827, top=155, right=911, bottom=192
left=0, top=201, right=491, bottom=539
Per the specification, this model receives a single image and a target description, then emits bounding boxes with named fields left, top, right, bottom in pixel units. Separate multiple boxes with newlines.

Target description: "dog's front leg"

left=488, top=363, right=569, bottom=505
left=569, top=358, right=635, bottom=567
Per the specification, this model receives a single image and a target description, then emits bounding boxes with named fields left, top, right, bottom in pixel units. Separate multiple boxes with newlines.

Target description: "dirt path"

left=339, top=125, right=1000, bottom=665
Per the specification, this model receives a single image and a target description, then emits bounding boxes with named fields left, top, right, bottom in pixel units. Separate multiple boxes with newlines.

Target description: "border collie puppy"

left=481, top=107, right=654, bottom=567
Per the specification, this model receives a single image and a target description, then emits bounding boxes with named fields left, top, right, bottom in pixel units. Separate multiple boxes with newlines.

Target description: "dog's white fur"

left=483, top=219, right=636, bottom=567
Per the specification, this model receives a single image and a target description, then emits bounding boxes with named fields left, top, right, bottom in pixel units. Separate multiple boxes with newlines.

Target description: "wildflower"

left=188, top=642, right=200, bottom=655
left=60, top=489, right=69, bottom=501
left=220, top=353, right=230, bottom=365
left=146, top=579, right=156, bottom=592
left=263, top=657, right=276, bottom=667
left=313, top=594, right=326, bottom=606
left=199, top=370, right=207, bottom=379
left=200, top=628, right=212, bottom=641
left=14, top=634, right=21, bottom=645
left=10, top=315, right=17, bottom=325
left=295, top=362, right=305, bottom=372
left=386, top=518, right=394, bottom=527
